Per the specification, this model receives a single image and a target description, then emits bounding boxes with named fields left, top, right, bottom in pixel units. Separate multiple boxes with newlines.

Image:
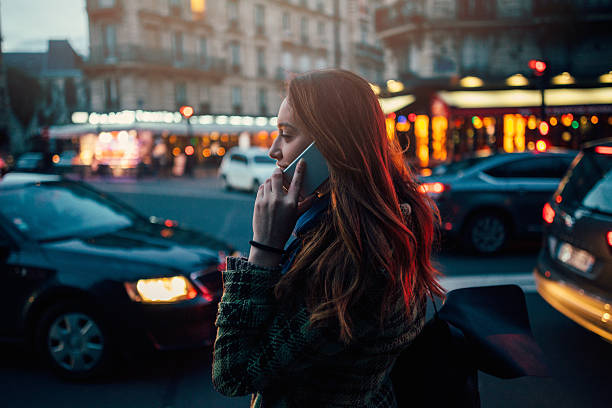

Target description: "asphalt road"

left=1, top=175, right=610, bottom=408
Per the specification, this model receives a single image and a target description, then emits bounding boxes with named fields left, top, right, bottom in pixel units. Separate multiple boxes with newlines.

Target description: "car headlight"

left=124, top=276, right=197, bottom=303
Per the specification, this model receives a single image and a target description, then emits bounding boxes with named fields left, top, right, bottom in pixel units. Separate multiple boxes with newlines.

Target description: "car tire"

left=463, top=212, right=508, bottom=254
left=35, top=300, right=114, bottom=380
left=221, top=175, right=232, bottom=191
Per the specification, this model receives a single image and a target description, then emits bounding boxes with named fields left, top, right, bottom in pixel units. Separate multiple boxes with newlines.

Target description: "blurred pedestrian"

left=212, top=69, right=443, bottom=407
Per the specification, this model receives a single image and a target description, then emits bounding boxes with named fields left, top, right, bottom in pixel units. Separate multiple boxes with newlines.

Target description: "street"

left=1, top=175, right=610, bottom=408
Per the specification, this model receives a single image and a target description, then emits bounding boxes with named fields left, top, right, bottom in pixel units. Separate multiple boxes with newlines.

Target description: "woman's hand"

left=252, top=160, right=306, bottom=248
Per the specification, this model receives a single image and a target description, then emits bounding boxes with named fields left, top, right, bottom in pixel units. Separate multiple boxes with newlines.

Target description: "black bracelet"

left=249, top=240, right=286, bottom=255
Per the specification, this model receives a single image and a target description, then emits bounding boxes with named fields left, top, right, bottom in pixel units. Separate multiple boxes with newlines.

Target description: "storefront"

left=49, top=111, right=278, bottom=177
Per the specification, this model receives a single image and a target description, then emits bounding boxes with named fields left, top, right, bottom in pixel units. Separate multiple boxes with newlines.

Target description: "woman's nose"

left=268, top=140, right=282, bottom=160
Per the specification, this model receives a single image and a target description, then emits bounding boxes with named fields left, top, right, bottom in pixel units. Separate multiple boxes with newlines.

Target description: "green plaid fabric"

left=213, top=256, right=426, bottom=407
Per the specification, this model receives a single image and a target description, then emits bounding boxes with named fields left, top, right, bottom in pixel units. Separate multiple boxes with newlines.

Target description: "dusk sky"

left=1, top=0, right=88, bottom=56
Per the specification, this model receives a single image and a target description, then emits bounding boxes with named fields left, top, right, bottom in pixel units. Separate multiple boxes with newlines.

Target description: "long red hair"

left=275, top=69, right=444, bottom=343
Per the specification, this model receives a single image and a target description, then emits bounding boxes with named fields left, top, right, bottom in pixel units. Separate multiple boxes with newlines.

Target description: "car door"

left=0, top=225, right=54, bottom=338
left=484, top=157, right=568, bottom=235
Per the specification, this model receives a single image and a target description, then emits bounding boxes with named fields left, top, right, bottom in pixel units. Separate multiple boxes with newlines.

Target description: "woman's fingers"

left=270, top=167, right=283, bottom=195
left=287, top=159, right=305, bottom=202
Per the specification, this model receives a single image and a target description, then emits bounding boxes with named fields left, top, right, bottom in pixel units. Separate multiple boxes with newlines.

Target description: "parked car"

left=419, top=150, right=577, bottom=253
left=0, top=172, right=235, bottom=379
left=15, top=152, right=46, bottom=171
left=219, top=147, right=276, bottom=192
left=534, top=138, right=612, bottom=342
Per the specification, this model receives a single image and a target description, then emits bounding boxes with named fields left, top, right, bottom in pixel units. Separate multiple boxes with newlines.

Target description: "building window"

left=299, top=55, right=310, bottom=72
left=230, top=42, right=241, bottom=71
left=169, top=0, right=182, bottom=17
left=258, top=87, right=267, bottom=115
left=175, top=82, right=187, bottom=107
left=172, top=31, right=183, bottom=62
left=300, top=17, right=308, bottom=44
left=282, top=51, right=292, bottom=70
left=103, top=24, right=116, bottom=59
left=282, top=12, right=290, bottom=32
left=316, top=57, right=326, bottom=69
left=316, top=0, right=324, bottom=13
left=228, top=0, right=238, bottom=23
left=231, top=86, right=242, bottom=113
left=255, top=4, right=265, bottom=34
left=104, top=78, right=119, bottom=111
left=318, top=21, right=325, bottom=38
left=360, top=24, right=368, bottom=44
left=191, top=0, right=206, bottom=15
left=200, top=37, right=208, bottom=64
left=99, top=0, right=116, bottom=8
left=257, top=47, right=266, bottom=77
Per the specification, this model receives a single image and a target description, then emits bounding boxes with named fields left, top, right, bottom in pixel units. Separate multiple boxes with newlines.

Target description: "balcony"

left=375, top=0, right=425, bottom=33
left=87, top=0, right=123, bottom=19
left=354, top=42, right=384, bottom=64
left=87, top=45, right=227, bottom=77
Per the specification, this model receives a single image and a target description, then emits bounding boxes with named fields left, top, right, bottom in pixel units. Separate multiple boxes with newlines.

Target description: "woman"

left=212, top=69, right=443, bottom=407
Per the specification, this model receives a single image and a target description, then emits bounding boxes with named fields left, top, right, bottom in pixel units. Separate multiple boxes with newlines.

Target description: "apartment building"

left=85, top=0, right=387, bottom=116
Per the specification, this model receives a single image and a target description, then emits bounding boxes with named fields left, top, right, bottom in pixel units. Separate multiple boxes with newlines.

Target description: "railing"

left=354, top=42, right=384, bottom=62
left=87, top=0, right=123, bottom=16
left=88, top=45, right=227, bottom=74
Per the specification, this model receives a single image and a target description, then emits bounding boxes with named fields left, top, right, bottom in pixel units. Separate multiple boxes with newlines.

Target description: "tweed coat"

left=212, top=205, right=426, bottom=407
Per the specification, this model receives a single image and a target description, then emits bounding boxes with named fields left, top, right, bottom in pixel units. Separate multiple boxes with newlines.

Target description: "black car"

left=0, top=172, right=234, bottom=378
left=419, top=150, right=577, bottom=253
left=534, top=139, right=612, bottom=342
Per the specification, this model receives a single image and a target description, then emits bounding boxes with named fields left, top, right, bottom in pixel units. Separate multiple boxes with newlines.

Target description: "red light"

left=199, top=284, right=214, bottom=302
left=388, top=113, right=396, bottom=120
left=535, top=61, right=546, bottom=73
left=408, top=113, right=417, bottom=122
left=185, top=145, right=195, bottom=156
left=443, top=222, right=453, bottom=231
left=595, top=146, right=612, bottom=155
left=543, top=202, right=555, bottom=224
left=539, top=122, right=549, bottom=135
left=164, top=219, right=177, bottom=228
left=536, top=140, right=547, bottom=152
left=544, top=270, right=551, bottom=278
left=607, top=231, right=612, bottom=247
left=529, top=60, right=537, bottom=69
left=179, top=105, right=194, bottom=118
left=555, top=195, right=562, bottom=204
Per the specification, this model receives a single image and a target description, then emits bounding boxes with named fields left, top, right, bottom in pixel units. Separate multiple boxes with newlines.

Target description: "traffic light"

left=528, top=60, right=547, bottom=76
left=179, top=105, right=194, bottom=119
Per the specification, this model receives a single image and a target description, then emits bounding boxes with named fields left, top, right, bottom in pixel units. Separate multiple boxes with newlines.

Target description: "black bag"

left=391, top=284, right=549, bottom=408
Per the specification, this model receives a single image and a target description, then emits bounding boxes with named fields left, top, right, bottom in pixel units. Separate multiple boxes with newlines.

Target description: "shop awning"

left=48, top=122, right=278, bottom=139
left=378, top=95, right=415, bottom=114
left=438, top=87, right=612, bottom=109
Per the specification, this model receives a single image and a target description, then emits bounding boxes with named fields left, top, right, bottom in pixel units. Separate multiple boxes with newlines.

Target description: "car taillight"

left=607, top=231, right=612, bottom=247
left=543, top=202, right=555, bottom=224
left=595, top=146, right=612, bottom=155
left=217, top=250, right=227, bottom=272
left=418, top=182, right=448, bottom=195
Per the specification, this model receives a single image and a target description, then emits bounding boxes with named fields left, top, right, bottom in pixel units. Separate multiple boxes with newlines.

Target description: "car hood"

left=40, top=223, right=225, bottom=280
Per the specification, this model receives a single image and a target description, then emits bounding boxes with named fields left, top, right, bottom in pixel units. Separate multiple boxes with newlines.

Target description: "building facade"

left=85, top=0, right=387, bottom=116
left=374, top=0, right=612, bottom=167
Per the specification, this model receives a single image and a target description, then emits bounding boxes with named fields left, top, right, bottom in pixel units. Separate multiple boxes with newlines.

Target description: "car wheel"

left=221, top=175, right=232, bottom=191
left=36, top=301, right=113, bottom=379
left=464, top=212, right=508, bottom=254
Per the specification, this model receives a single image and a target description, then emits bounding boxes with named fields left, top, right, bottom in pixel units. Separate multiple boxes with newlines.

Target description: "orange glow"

left=164, top=219, right=178, bottom=228
left=536, top=140, right=547, bottom=152
left=191, top=0, right=206, bottom=14
left=415, top=115, right=429, bottom=167
left=549, top=117, right=558, bottom=126
left=591, top=116, right=599, bottom=125
left=539, top=122, right=549, bottom=136
left=385, top=117, right=396, bottom=141
left=503, top=115, right=526, bottom=153
left=258, top=131, right=269, bottom=140
left=217, top=147, right=226, bottom=156
left=161, top=229, right=173, bottom=238
left=607, top=231, right=612, bottom=247
left=202, top=148, right=212, bottom=157
left=419, top=182, right=446, bottom=194
left=172, top=147, right=181, bottom=156
left=527, top=116, right=537, bottom=130
left=431, top=116, right=447, bottom=161
left=561, top=114, right=573, bottom=127
left=271, top=130, right=279, bottom=139
left=396, top=122, right=410, bottom=132
left=472, top=116, right=483, bottom=129
left=220, top=134, right=229, bottom=143
left=595, top=146, right=612, bottom=155
left=555, top=195, right=563, bottom=204
left=185, top=145, right=195, bottom=155
left=179, top=105, right=194, bottom=118
left=52, top=154, right=60, bottom=164
left=543, top=202, right=555, bottom=224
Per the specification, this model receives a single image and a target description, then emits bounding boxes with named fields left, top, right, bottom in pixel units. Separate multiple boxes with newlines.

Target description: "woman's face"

left=269, top=98, right=313, bottom=170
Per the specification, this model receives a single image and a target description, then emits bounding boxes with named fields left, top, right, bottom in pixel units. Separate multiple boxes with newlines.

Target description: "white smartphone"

left=282, top=142, right=330, bottom=197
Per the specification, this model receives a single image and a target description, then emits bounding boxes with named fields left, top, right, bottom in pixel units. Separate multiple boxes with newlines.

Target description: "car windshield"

left=558, top=150, right=612, bottom=215
left=434, top=155, right=490, bottom=175
left=0, top=181, right=136, bottom=241
left=254, top=155, right=275, bottom=164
